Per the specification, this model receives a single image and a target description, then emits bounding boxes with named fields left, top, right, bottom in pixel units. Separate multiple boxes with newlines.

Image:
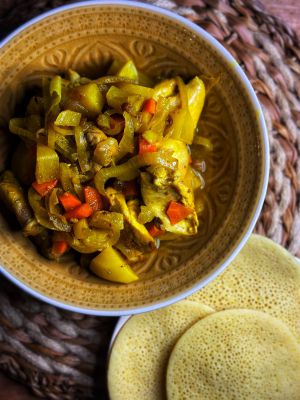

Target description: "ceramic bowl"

left=0, top=1, right=269, bottom=315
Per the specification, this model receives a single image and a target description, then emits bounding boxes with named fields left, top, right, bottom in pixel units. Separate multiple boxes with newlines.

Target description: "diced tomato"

left=64, top=203, right=93, bottom=220
left=139, top=137, right=157, bottom=155
left=122, top=180, right=138, bottom=197
left=52, top=240, right=69, bottom=256
left=32, top=179, right=58, bottom=197
left=143, top=98, right=156, bottom=114
left=59, top=192, right=82, bottom=211
left=166, top=201, right=193, bottom=225
left=148, top=223, right=164, bottom=238
left=84, top=186, right=103, bottom=211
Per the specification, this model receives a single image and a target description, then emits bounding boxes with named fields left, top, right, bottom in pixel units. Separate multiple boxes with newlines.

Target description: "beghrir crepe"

left=190, top=234, right=300, bottom=340
left=108, top=301, right=214, bottom=400
left=166, top=309, right=300, bottom=400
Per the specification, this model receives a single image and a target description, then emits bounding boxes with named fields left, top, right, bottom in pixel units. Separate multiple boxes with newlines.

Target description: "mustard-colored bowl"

left=0, top=1, right=269, bottom=315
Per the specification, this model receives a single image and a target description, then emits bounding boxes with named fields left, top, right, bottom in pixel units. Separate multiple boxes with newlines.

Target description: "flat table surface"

left=0, top=1, right=299, bottom=398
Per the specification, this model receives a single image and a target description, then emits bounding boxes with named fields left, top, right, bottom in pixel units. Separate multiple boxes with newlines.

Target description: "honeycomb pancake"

left=107, top=301, right=214, bottom=400
left=166, top=309, right=300, bottom=400
left=190, top=234, right=300, bottom=340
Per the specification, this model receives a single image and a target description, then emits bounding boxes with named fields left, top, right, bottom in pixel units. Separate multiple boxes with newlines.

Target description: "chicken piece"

left=106, top=187, right=155, bottom=249
left=141, top=172, right=197, bottom=235
left=141, top=138, right=199, bottom=235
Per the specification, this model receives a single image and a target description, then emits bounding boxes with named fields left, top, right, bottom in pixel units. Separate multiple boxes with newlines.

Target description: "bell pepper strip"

left=139, top=137, right=157, bottom=155
left=120, top=83, right=154, bottom=98
left=73, top=218, right=90, bottom=240
left=166, top=201, right=193, bottom=225
left=54, top=110, right=81, bottom=126
left=143, top=98, right=156, bottom=114
left=148, top=223, right=164, bottom=238
left=9, top=118, right=37, bottom=142
left=35, top=144, right=60, bottom=184
left=74, top=126, right=91, bottom=173
left=193, top=136, right=213, bottom=150
left=90, top=210, right=124, bottom=231
left=51, top=240, right=69, bottom=256
left=94, top=156, right=141, bottom=195
left=59, top=192, right=82, bottom=211
left=83, top=186, right=103, bottom=211
left=116, top=111, right=135, bottom=161
left=90, top=246, right=139, bottom=283
left=93, top=75, right=137, bottom=86
left=122, top=180, right=138, bottom=197
left=186, top=76, right=206, bottom=131
left=64, top=203, right=93, bottom=220
left=153, top=79, right=176, bottom=99
left=55, top=134, right=78, bottom=163
left=28, top=187, right=71, bottom=232
left=47, top=75, right=62, bottom=149
left=32, top=179, right=58, bottom=197
left=137, top=205, right=156, bottom=224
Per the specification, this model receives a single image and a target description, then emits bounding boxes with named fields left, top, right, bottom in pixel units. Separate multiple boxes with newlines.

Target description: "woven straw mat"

left=0, top=0, right=300, bottom=399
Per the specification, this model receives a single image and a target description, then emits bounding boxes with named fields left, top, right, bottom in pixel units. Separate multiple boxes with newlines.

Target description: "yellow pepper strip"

left=35, top=144, right=59, bottom=184
left=138, top=205, right=156, bottom=224
left=193, top=136, right=213, bottom=150
left=186, top=76, right=206, bottom=132
left=74, top=126, right=91, bottom=173
left=54, top=110, right=81, bottom=126
left=119, top=83, right=154, bottom=98
left=90, top=246, right=139, bottom=283
left=153, top=78, right=176, bottom=100
left=176, top=76, right=195, bottom=144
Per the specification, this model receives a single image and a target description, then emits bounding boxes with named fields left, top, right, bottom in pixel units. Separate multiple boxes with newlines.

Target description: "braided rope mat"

left=0, top=0, right=299, bottom=398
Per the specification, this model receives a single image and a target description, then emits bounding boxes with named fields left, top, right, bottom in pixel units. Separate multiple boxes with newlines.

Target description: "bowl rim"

left=0, top=0, right=269, bottom=316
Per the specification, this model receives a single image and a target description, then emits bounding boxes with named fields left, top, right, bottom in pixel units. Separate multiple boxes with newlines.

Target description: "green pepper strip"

left=93, top=75, right=137, bottom=86
left=47, top=75, right=62, bottom=149
left=9, top=118, right=37, bottom=142
left=28, top=187, right=71, bottom=232
left=35, top=144, right=59, bottom=184
left=90, top=210, right=124, bottom=231
left=54, top=110, right=81, bottom=127
left=94, top=151, right=176, bottom=195
left=116, top=111, right=134, bottom=161
left=55, top=134, right=78, bottom=162
left=74, top=126, right=91, bottom=173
